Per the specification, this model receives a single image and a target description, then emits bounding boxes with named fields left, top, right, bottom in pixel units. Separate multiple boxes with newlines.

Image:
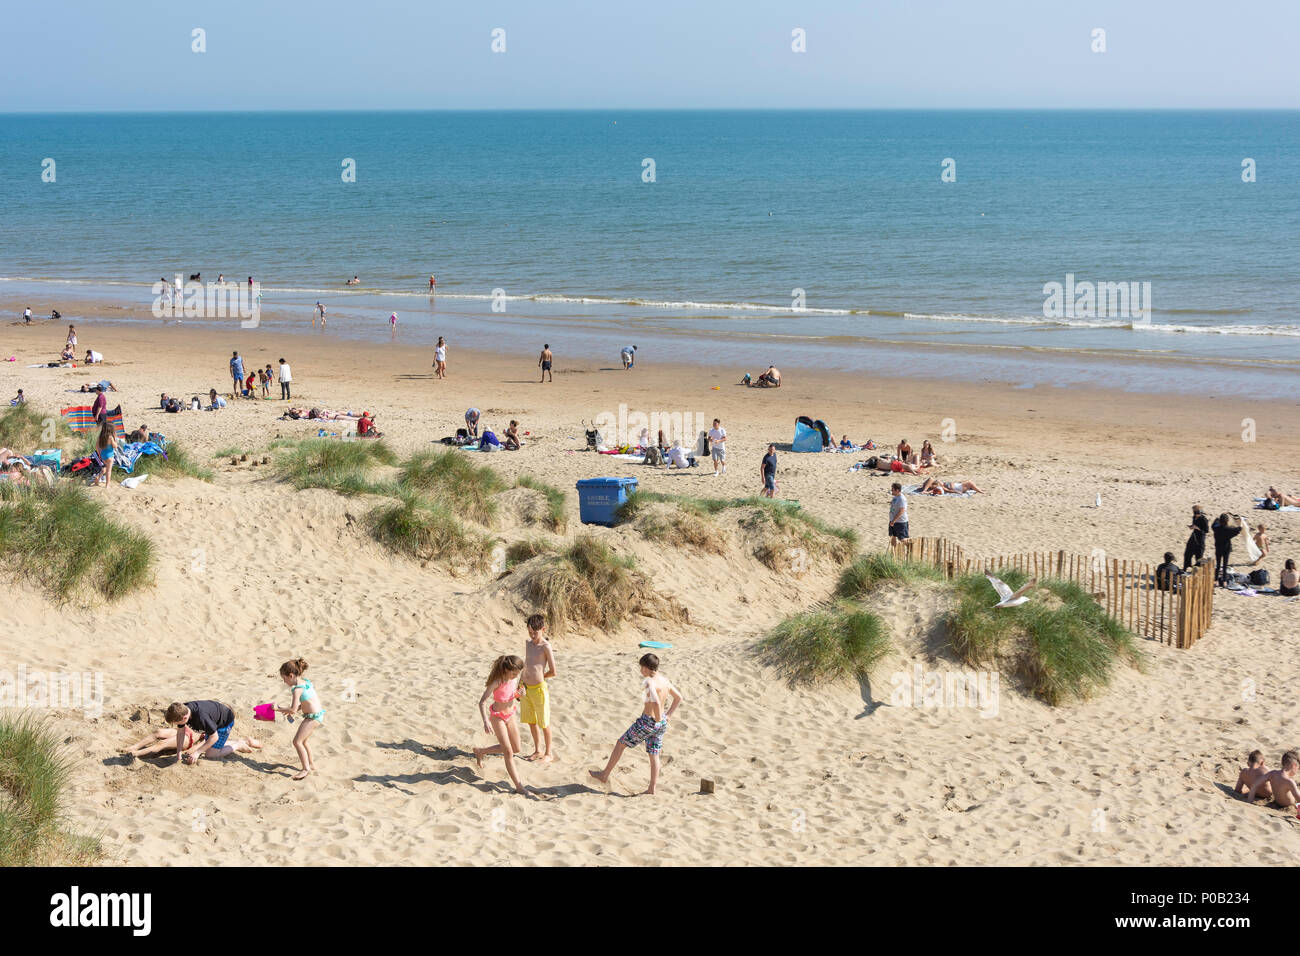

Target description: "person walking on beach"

left=276, top=658, right=325, bottom=781
left=621, top=345, right=637, bottom=370
left=889, top=482, right=910, bottom=542
left=389, top=312, right=398, bottom=330
left=434, top=336, right=447, bottom=379
left=708, top=418, right=727, bottom=476
left=473, top=655, right=529, bottom=795
left=1184, top=505, right=1209, bottom=570
left=278, top=357, right=292, bottom=400
left=429, top=274, right=436, bottom=293
left=760, top=444, right=778, bottom=498
left=589, top=653, right=683, bottom=796
left=538, top=343, right=553, bottom=383
left=315, top=302, right=325, bottom=328
left=23, top=307, right=32, bottom=325
left=230, top=351, right=245, bottom=394
left=67, top=325, right=77, bottom=347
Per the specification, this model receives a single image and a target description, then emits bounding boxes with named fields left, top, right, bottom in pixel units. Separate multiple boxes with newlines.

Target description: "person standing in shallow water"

left=538, top=343, right=553, bottom=382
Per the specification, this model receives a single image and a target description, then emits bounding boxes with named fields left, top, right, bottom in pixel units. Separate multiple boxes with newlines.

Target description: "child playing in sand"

left=520, top=614, right=556, bottom=762
left=473, top=655, right=528, bottom=794
left=1245, top=751, right=1300, bottom=807
left=589, top=653, right=683, bottom=795
left=165, top=700, right=258, bottom=765
left=120, top=725, right=259, bottom=760
left=1235, top=750, right=1270, bottom=795
left=276, top=658, right=325, bottom=781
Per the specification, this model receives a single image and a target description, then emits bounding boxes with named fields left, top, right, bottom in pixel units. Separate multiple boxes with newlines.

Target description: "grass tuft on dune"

left=947, top=571, right=1144, bottom=706
left=366, top=491, right=492, bottom=569
left=757, top=599, right=891, bottom=687
left=275, top=438, right=397, bottom=496
left=0, top=713, right=101, bottom=866
left=398, top=450, right=505, bottom=525
left=0, top=482, right=154, bottom=602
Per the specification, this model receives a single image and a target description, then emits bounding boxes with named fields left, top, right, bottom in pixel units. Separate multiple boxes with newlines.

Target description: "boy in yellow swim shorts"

left=520, top=613, right=556, bottom=762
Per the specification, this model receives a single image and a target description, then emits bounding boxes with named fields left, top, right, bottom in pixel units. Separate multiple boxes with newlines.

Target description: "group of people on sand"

left=473, top=614, right=683, bottom=796
left=1175, top=504, right=1294, bottom=593
left=229, top=352, right=292, bottom=400
left=1235, top=750, right=1300, bottom=810
left=739, top=365, right=781, bottom=387
left=119, top=658, right=324, bottom=781
left=460, top=408, right=522, bottom=450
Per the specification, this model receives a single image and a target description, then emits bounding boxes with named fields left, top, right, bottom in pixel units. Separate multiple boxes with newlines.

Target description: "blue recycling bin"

left=576, top=476, right=639, bottom=526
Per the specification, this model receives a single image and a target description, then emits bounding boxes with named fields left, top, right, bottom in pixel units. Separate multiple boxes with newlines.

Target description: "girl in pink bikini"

left=473, top=655, right=529, bottom=795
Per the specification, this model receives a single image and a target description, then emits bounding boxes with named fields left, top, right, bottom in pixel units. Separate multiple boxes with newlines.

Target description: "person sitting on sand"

left=1251, top=524, right=1270, bottom=566
left=757, top=365, right=781, bottom=387
left=920, top=440, right=938, bottom=468
left=897, top=439, right=912, bottom=462
left=126, top=424, right=149, bottom=443
left=10, top=389, right=25, bottom=406
left=164, top=700, right=255, bottom=766
left=504, top=420, right=521, bottom=450
left=355, top=411, right=382, bottom=437
left=1154, top=552, right=1182, bottom=591
left=473, top=655, right=529, bottom=795
left=739, top=372, right=752, bottom=386
left=208, top=388, right=227, bottom=411
left=589, top=653, right=683, bottom=796
left=1280, top=559, right=1299, bottom=597
left=665, top=440, right=690, bottom=469
left=60, top=344, right=75, bottom=362
left=1245, top=751, right=1300, bottom=808
left=1235, top=750, right=1270, bottom=795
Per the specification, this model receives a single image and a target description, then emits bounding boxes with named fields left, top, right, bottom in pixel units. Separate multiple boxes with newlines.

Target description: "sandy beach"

left=3, top=309, right=1298, bottom=866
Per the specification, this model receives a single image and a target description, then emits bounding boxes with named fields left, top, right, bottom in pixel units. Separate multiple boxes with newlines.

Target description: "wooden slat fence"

left=889, top=537, right=1215, bottom=649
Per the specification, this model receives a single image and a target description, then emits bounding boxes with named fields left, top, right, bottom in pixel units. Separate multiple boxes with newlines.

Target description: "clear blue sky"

left=3, top=0, right=1296, bottom=111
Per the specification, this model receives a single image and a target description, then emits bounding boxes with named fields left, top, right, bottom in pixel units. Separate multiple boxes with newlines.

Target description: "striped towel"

left=60, top=404, right=125, bottom=438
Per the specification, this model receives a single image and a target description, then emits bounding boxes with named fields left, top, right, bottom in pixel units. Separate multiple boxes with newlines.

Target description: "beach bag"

left=1249, top=569, right=1270, bottom=586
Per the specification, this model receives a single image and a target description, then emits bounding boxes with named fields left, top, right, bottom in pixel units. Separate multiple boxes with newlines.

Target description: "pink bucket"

left=252, top=702, right=276, bottom=721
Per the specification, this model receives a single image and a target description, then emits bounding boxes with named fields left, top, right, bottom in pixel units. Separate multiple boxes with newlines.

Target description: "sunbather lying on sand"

left=919, top=477, right=984, bottom=495
left=282, top=407, right=359, bottom=421
left=1267, top=487, right=1300, bottom=507
left=863, top=455, right=920, bottom=476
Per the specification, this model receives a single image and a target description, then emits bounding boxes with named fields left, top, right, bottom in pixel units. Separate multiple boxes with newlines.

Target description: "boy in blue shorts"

left=165, top=699, right=255, bottom=765
left=589, top=653, right=683, bottom=795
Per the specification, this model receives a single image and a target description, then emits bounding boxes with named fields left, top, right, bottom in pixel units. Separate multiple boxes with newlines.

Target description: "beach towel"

left=110, top=440, right=166, bottom=474
left=60, top=404, right=126, bottom=438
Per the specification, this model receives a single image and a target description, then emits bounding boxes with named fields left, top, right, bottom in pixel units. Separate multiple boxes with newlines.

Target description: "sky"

left=2, top=0, right=1297, bottom=112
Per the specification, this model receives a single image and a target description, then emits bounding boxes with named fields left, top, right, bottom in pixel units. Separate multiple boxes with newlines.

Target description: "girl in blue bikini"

left=277, top=658, right=325, bottom=781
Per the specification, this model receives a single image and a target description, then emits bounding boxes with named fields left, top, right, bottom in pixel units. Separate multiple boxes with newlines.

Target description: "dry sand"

left=2, top=312, right=1299, bottom=865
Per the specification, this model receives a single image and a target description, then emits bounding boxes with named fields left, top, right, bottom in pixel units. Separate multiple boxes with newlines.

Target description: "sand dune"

left=2, top=316, right=1298, bottom=865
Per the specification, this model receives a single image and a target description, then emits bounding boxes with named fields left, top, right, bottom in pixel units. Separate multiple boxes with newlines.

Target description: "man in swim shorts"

left=539, top=344, right=553, bottom=383
left=165, top=699, right=238, bottom=766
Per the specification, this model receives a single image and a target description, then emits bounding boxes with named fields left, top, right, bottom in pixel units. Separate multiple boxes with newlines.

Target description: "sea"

left=2, top=110, right=1298, bottom=396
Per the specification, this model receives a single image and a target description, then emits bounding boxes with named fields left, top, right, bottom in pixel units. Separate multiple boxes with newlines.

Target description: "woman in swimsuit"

left=278, top=658, right=325, bottom=781
left=473, top=655, right=528, bottom=795
left=920, top=440, right=938, bottom=468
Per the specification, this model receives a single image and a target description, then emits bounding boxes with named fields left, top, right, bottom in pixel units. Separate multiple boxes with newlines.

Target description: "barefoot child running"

left=520, top=614, right=556, bottom=762
left=277, top=658, right=325, bottom=781
left=589, top=653, right=682, bottom=795
left=473, top=655, right=529, bottom=794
